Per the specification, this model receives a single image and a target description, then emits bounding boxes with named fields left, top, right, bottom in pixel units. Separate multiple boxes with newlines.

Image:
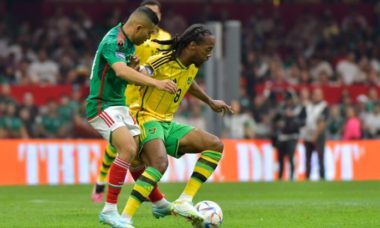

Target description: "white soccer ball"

left=194, top=200, right=223, bottom=228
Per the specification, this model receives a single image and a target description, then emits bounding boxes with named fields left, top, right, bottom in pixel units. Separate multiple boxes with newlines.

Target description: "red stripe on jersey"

left=97, top=64, right=109, bottom=115
left=99, top=113, right=111, bottom=127
left=129, top=111, right=137, bottom=125
left=102, top=112, right=115, bottom=125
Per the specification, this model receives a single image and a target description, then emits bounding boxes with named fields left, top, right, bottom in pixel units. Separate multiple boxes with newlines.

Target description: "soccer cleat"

left=91, top=184, right=105, bottom=203
left=171, top=200, right=204, bottom=224
left=99, top=210, right=121, bottom=227
left=152, top=203, right=173, bottom=219
left=113, top=218, right=135, bottom=228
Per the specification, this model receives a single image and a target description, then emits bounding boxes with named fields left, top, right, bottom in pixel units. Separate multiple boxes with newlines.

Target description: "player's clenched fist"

left=154, top=79, right=177, bottom=94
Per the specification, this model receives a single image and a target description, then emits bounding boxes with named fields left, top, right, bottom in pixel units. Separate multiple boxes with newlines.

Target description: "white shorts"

left=88, top=106, right=140, bottom=143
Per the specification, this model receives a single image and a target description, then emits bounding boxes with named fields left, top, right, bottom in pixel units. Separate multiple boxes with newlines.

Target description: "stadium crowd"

left=1, top=2, right=380, bottom=139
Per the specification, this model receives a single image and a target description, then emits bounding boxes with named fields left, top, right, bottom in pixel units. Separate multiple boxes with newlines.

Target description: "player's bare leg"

left=174, top=129, right=224, bottom=225
left=119, top=139, right=168, bottom=225
left=99, top=127, right=137, bottom=228
left=129, top=158, right=173, bottom=218
left=92, top=144, right=117, bottom=203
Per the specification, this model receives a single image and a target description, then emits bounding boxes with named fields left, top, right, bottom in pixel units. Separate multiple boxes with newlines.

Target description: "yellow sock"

left=123, top=167, right=162, bottom=217
left=97, top=144, right=117, bottom=183
left=183, top=150, right=222, bottom=198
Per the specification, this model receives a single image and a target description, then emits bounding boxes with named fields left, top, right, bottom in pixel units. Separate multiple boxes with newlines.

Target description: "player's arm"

left=103, top=41, right=177, bottom=93
left=188, top=81, right=233, bottom=115
left=112, top=62, right=176, bottom=93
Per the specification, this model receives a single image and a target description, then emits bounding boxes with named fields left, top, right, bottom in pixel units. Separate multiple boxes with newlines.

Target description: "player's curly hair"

left=152, top=24, right=212, bottom=58
left=140, top=0, right=161, bottom=8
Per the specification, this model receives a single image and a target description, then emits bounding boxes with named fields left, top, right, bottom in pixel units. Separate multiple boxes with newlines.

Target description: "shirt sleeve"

left=102, top=41, right=126, bottom=65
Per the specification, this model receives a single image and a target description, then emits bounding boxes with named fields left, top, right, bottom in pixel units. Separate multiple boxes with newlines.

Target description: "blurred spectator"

left=17, top=92, right=38, bottom=137
left=58, top=95, right=74, bottom=123
left=0, top=102, right=28, bottom=138
left=272, top=90, right=306, bottom=180
left=187, top=99, right=207, bottom=131
left=0, top=83, right=16, bottom=105
left=28, top=49, right=59, bottom=85
left=342, top=106, right=362, bottom=140
left=363, top=102, right=380, bottom=138
left=309, top=55, right=334, bottom=82
left=14, top=59, right=33, bottom=85
left=19, top=107, right=35, bottom=138
left=366, top=87, right=378, bottom=112
left=223, top=100, right=255, bottom=139
left=36, top=100, right=69, bottom=138
left=339, top=90, right=353, bottom=117
left=336, top=53, right=362, bottom=85
left=252, top=94, right=270, bottom=123
left=18, top=92, right=38, bottom=117
left=326, top=105, right=344, bottom=140
left=303, top=88, right=328, bottom=180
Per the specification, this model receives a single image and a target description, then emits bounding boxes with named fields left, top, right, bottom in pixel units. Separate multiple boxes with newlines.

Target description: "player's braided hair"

left=152, top=24, right=212, bottom=58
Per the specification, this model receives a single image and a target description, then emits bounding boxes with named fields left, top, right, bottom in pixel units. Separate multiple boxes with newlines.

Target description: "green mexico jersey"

left=1, top=116, right=23, bottom=131
left=41, top=115, right=63, bottom=134
left=86, top=23, right=135, bottom=118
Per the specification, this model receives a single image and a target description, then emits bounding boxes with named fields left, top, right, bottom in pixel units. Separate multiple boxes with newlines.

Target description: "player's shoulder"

left=157, top=28, right=171, bottom=40
left=188, top=64, right=199, bottom=74
left=146, top=53, right=173, bottom=71
left=102, top=24, right=129, bottom=49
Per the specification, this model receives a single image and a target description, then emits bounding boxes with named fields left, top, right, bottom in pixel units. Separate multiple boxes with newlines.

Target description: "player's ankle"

left=153, top=198, right=170, bottom=208
left=177, top=193, right=193, bottom=203
left=121, top=213, right=132, bottom=222
left=102, top=202, right=118, bottom=213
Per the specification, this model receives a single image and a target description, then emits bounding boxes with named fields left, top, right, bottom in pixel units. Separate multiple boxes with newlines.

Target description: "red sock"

left=130, top=166, right=164, bottom=202
left=106, top=157, right=130, bottom=204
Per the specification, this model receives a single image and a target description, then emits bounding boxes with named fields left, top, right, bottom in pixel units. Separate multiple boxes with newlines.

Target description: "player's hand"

left=129, top=55, right=140, bottom=69
left=208, top=100, right=234, bottom=116
left=155, top=79, right=177, bottom=94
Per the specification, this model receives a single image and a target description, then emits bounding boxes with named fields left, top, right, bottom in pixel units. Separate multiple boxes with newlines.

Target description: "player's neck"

left=122, top=24, right=133, bottom=42
left=177, top=53, right=192, bottom=68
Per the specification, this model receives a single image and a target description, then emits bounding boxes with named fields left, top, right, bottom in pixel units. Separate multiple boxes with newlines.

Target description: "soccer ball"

left=194, top=200, right=223, bottom=228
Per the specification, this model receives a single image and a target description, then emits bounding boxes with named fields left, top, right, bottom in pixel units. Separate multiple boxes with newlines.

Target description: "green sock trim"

left=106, top=144, right=117, bottom=156
left=131, top=189, right=147, bottom=203
left=104, top=154, right=115, bottom=165
left=190, top=175, right=204, bottom=184
left=197, top=162, right=215, bottom=172
left=145, top=167, right=162, bottom=181
left=202, top=150, right=222, bottom=161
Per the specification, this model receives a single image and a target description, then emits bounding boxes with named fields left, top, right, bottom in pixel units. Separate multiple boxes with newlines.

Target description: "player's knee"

left=209, top=136, right=224, bottom=153
left=115, top=144, right=138, bottom=162
left=150, top=156, right=168, bottom=174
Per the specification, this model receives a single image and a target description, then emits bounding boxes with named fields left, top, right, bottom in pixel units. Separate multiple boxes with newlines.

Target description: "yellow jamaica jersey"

left=125, top=28, right=171, bottom=106
left=131, top=53, right=199, bottom=123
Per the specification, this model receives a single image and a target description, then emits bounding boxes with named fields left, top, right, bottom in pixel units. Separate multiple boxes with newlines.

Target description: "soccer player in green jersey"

left=117, top=24, right=233, bottom=227
left=86, top=6, right=177, bottom=228
left=92, top=2, right=172, bottom=214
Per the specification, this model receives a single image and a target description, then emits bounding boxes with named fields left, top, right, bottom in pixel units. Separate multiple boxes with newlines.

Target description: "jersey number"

left=174, top=89, right=182, bottom=103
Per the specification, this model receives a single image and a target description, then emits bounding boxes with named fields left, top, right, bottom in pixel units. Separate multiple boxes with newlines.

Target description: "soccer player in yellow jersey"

left=118, top=24, right=233, bottom=227
left=125, top=0, right=171, bottom=106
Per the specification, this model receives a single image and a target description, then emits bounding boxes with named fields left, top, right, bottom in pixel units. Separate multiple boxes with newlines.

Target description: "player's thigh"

left=112, top=126, right=137, bottom=160
left=88, top=106, right=140, bottom=159
left=163, top=122, right=193, bottom=158
left=178, top=128, right=224, bottom=155
left=139, top=121, right=168, bottom=173
left=140, top=139, right=168, bottom=174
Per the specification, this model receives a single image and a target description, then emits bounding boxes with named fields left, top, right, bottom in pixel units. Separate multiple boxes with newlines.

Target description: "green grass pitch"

left=0, top=181, right=379, bottom=227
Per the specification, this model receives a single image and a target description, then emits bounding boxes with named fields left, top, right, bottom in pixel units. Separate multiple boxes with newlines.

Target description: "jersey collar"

left=175, top=58, right=188, bottom=69
left=118, top=22, right=133, bottom=47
